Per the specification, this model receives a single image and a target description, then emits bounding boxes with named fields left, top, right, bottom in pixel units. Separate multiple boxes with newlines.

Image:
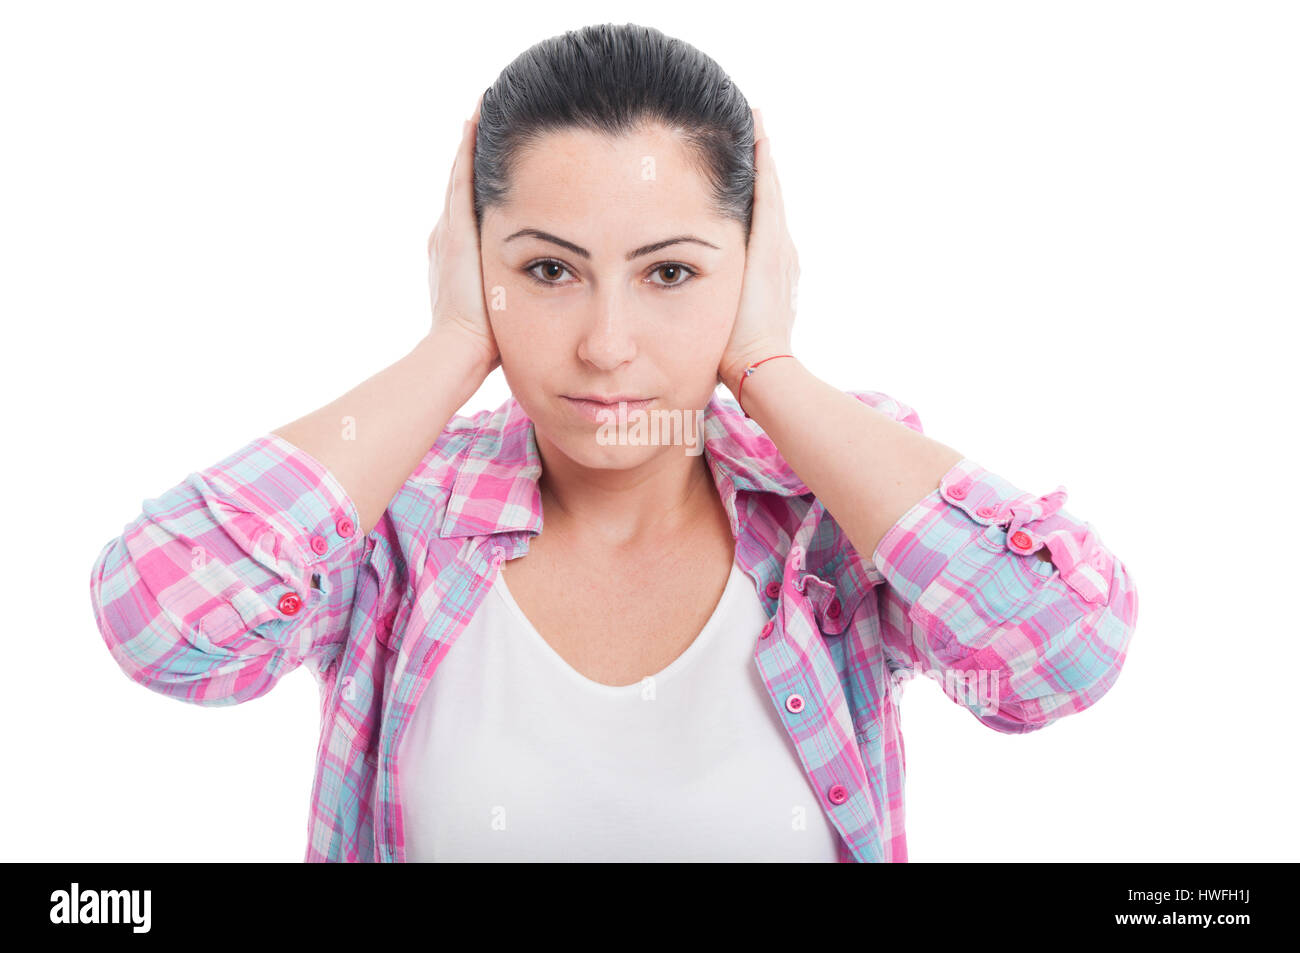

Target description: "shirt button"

left=948, top=483, right=968, bottom=500
left=1010, top=531, right=1033, bottom=551
left=759, top=619, right=774, bottom=640
left=827, top=784, right=849, bottom=805
left=976, top=505, right=997, bottom=518
left=826, top=598, right=842, bottom=620
left=785, top=693, right=805, bottom=714
left=336, top=517, right=355, bottom=538
left=764, top=581, right=780, bottom=599
left=278, top=593, right=302, bottom=615
left=310, top=535, right=329, bottom=555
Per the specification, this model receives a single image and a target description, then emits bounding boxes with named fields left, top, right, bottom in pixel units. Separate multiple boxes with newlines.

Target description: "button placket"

left=798, top=573, right=851, bottom=634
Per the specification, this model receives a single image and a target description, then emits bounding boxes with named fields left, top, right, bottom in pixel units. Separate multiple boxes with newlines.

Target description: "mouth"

left=561, top=394, right=657, bottom=422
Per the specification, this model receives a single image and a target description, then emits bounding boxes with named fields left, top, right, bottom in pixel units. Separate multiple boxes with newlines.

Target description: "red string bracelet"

left=736, top=354, right=795, bottom=418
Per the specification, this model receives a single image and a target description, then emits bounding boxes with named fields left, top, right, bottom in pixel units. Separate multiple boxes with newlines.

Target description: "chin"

left=546, top=424, right=669, bottom=470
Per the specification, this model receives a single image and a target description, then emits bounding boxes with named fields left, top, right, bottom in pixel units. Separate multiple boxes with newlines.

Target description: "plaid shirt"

left=89, top=388, right=1138, bottom=862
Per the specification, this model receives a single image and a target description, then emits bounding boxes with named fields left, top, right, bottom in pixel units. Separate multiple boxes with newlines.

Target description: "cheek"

left=482, top=270, right=545, bottom=356
left=660, top=286, right=738, bottom=356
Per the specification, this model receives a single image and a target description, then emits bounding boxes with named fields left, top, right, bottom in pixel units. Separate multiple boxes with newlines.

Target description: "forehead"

left=491, top=123, right=720, bottom=235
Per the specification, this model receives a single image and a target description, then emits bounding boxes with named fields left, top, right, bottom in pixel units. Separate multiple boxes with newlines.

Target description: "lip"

left=561, top=394, right=656, bottom=423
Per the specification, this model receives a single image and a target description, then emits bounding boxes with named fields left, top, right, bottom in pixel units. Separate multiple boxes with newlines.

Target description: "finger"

left=449, top=115, right=477, bottom=234
left=753, top=119, right=788, bottom=236
left=752, top=136, right=782, bottom=238
left=756, top=112, right=786, bottom=224
left=447, top=121, right=473, bottom=224
left=431, top=119, right=472, bottom=258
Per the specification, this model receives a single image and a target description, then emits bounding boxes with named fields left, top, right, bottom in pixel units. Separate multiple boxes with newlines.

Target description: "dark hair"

left=472, top=23, right=756, bottom=242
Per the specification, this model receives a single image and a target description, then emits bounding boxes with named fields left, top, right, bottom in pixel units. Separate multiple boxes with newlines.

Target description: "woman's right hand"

left=426, top=94, right=500, bottom=375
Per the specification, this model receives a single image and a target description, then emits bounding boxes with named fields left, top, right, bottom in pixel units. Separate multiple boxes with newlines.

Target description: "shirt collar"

left=437, top=391, right=811, bottom=540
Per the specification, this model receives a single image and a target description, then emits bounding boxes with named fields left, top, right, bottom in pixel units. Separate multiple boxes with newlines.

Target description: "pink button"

left=1010, top=530, right=1033, bottom=551
left=948, top=483, right=967, bottom=500
left=336, top=517, right=355, bottom=538
left=764, top=580, right=780, bottom=599
left=976, top=505, right=997, bottom=518
left=785, top=693, right=805, bottom=714
left=826, top=598, right=842, bottom=620
left=759, top=619, right=774, bottom=640
left=278, top=593, right=302, bottom=616
left=310, top=535, right=329, bottom=555
left=827, top=784, right=849, bottom=805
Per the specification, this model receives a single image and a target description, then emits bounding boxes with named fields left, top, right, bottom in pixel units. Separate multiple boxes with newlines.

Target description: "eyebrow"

left=503, top=228, right=720, bottom=261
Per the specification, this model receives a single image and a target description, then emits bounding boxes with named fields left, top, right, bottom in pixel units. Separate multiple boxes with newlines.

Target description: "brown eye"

left=525, top=259, right=575, bottom=284
left=648, top=263, right=696, bottom=288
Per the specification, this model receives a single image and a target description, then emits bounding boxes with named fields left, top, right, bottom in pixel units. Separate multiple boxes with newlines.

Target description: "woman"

left=89, top=23, right=1138, bottom=862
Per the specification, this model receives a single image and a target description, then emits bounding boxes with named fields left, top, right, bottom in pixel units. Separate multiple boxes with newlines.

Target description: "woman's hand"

left=427, top=94, right=500, bottom=375
left=718, top=107, right=798, bottom=393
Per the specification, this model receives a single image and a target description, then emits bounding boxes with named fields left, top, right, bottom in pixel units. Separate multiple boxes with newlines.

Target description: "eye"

left=646, top=263, right=697, bottom=290
left=522, top=258, right=699, bottom=290
left=524, top=258, right=577, bottom=285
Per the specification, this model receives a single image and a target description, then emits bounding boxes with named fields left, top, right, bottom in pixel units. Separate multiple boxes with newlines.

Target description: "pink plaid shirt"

left=89, top=388, right=1138, bottom=862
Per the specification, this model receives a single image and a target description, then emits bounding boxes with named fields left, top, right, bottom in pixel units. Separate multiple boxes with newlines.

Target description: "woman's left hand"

left=718, top=107, right=799, bottom=392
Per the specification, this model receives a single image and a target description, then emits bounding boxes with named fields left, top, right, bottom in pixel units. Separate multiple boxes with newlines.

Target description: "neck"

left=534, top=435, right=720, bottom=549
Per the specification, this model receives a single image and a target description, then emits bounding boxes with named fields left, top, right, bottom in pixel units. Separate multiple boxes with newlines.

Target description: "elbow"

left=89, top=537, right=286, bottom=708
left=974, top=560, right=1139, bottom=734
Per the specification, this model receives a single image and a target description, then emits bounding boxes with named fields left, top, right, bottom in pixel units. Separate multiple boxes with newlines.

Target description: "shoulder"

left=376, top=398, right=512, bottom=548
left=703, top=385, right=926, bottom=503
left=410, top=403, right=504, bottom=494
left=844, top=389, right=925, bottom=434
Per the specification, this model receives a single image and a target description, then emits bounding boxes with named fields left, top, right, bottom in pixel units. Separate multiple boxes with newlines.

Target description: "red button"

left=310, top=535, right=329, bottom=555
left=764, top=581, right=780, bottom=599
left=278, top=593, right=302, bottom=615
left=948, top=483, right=967, bottom=500
left=785, top=693, right=805, bottom=714
left=827, top=784, right=849, bottom=805
left=826, top=598, right=842, bottom=620
left=336, top=517, right=355, bottom=538
left=1010, top=531, right=1033, bottom=551
left=760, top=620, right=774, bottom=640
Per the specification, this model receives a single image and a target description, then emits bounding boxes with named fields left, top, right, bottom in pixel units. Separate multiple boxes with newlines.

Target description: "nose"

left=576, top=297, right=638, bottom=371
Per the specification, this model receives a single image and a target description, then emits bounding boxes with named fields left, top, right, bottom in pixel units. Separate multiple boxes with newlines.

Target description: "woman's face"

left=479, top=121, right=746, bottom=471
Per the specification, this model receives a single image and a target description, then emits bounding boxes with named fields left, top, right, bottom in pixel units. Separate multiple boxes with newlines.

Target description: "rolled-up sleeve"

left=89, top=434, right=367, bottom=707
left=849, top=391, right=1139, bottom=734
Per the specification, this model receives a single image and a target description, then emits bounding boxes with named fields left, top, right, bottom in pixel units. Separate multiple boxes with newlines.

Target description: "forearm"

left=272, top=328, right=490, bottom=536
left=732, top=357, right=966, bottom=564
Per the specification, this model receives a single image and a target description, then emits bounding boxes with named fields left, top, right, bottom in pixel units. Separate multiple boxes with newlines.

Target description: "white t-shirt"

left=397, top=559, right=843, bottom=862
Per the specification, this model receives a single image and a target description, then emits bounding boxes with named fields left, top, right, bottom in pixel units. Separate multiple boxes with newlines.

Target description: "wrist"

left=721, top=342, right=795, bottom=396
left=415, top=327, right=495, bottom=403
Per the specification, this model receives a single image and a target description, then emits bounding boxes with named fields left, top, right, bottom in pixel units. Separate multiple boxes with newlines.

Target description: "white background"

left=2, top=0, right=1295, bottom=862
